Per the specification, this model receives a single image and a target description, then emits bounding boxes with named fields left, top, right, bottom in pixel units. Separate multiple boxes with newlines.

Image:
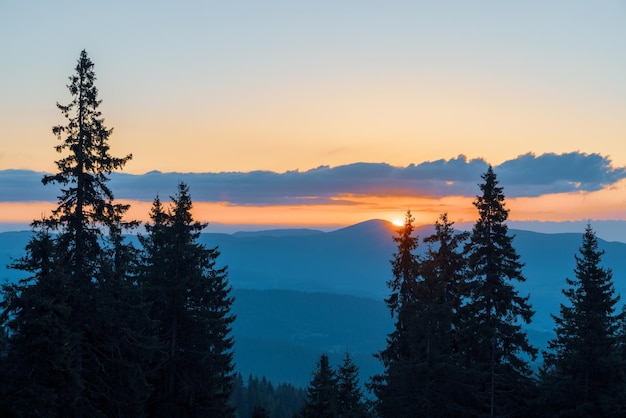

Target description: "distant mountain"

left=2, top=220, right=626, bottom=386
left=232, top=228, right=325, bottom=238
left=2, top=220, right=625, bottom=329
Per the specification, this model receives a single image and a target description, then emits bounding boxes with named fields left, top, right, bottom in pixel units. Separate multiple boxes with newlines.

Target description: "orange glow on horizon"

left=2, top=180, right=626, bottom=230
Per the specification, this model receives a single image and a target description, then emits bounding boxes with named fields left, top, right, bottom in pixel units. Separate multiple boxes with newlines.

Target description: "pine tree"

left=336, top=353, right=369, bottom=418
left=414, top=213, right=470, bottom=416
left=461, top=166, right=537, bottom=417
left=369, top=210, right=421, bottom=417
left=0, top=50, right=148, bottom=416
left=540, top=225, right=626, bottom=416
left=140, top=182, right=235, bottom=417
left=300, top=354, right=339, bottom=418
left=371, top=213, right=471, bottom=417
left=41, top=49, right=134, bottom=278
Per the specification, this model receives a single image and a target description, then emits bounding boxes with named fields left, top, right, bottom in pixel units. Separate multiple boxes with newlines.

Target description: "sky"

left=1, top=1, right=626, bottom=233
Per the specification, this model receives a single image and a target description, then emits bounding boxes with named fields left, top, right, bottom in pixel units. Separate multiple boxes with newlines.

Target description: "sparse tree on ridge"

left=460, top=165, right=537, bottom=417
left=336, top=353, right=370, bottom=417
left=140, top=182, right=235, bottom=418
left=540, top=224, right=626, bottom=416
left=300, top=354, right=339, bottom=418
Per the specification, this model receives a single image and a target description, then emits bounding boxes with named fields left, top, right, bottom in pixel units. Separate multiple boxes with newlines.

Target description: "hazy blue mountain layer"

left=1, top=219, right=625, bottom=386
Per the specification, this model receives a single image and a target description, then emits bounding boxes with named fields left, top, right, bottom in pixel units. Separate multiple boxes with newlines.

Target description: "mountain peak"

left=330, top=219, right=398, bottom=237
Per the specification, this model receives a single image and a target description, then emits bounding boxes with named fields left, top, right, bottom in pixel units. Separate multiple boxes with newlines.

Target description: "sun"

left=391, top=219, right=404, bottom=227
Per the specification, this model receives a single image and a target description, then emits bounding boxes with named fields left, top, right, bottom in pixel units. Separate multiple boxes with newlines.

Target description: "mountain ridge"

left=3, top=219, right=625, bottom=329
left=2, top=219, right=625, bottom=386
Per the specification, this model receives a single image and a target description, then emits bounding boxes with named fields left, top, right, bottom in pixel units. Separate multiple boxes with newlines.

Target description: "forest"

left=2, top=51, right=626, bottom=417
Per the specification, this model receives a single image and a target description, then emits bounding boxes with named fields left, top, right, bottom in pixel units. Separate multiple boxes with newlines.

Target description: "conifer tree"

left=0, top=231, right=81, bottom=416
left=140, top=182, right=235, bottom=417
left=41, top=49, right=134, bottom=277
left=300, top=354, right=339, bottom=418
left=336, top=353, right=369, bottom=418
left=461, top=166, right=536, bottom=417
left=540, top=225, right=626, bottom=416
left=0, top=50, right=148, bottom=416
left=371, top=213, right=470, bottom=417
left=413, top=213, right=470, bottom=416
left=369, top=210, right=421, bottom=417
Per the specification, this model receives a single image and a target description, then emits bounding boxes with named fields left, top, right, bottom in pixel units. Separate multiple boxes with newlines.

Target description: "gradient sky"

left=1, top=1, right=626, bottom=230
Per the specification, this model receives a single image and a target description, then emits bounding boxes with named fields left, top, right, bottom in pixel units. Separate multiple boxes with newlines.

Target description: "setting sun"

left=392, top=219, right=404, bottom=227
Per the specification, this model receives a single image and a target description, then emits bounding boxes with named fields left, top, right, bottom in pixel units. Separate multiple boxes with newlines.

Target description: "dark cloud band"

left=2, top=152, right=624, bottom=205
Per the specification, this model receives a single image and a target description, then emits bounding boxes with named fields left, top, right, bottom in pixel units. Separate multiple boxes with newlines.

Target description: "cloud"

left=0, top=170, right=58, bottom=202
left=497, top=152, right=626, bottom=196
left=1, top=152, right=625, bottom=205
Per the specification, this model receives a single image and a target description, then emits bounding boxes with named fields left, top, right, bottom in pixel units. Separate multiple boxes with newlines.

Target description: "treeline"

left=364, top=168, right=626, bottom=417
left=0, top=51, right=235, bottom=417
left=300, top=166, right=626, bottom=417
left=231, top=374, right=305, bottom=418
left=2, top=50, right=626, bottom=417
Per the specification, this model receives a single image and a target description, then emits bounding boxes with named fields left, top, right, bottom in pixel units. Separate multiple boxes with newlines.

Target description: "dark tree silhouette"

left=461, top=166, right=537, bottom=417
left=140, top=182, right=235, bottom=417
left=300, top=354, right=338, bottom=418
left=369, top=210, right=421, bottom=417
left=413, top=213, right=470, bottom=416
left=336, top=353, right=370, bottom=417
left=0, top=50, right=149, bottom=417
left=540, top=225, right=626, bottom=416
left=371, top=212, right=472, bottom=417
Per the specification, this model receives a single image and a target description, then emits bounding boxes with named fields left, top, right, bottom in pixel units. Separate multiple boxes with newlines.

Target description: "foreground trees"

left=461, top=166, right=537, bottom=416
left=300, top=354, right=338, bottom=418
left=0, top=51, right=234, bottom=417
left=300, top=353, right=369, bottom=418
left=416, top=214, right=470, bottom=415
left=370, top=211, right=470, bottom=417
left=372, top=167, right=537, bottom=417
left=140, top=183, right=235, bottom=417
left=369, top=210, right=421, bottom=416
left=540, top=225, right=626, bottom=416
left=0, top=49, right=149, bottom=417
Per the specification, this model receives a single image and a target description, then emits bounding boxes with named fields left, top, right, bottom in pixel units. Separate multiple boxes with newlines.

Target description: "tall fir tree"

left=371, top=212, right=471, bottom=417
left=414, top=213, right=470, bottom=416
left=540, top=225, right=626, bottom=416
left=140, top=182, right=235, bottom=418
left=300, top=354, right=339, bottom=418
left=461, top=166, right=537, bottom=417
left=369, top=210, right=421, bottom=417
left=0, top=50, right=149, bottom=417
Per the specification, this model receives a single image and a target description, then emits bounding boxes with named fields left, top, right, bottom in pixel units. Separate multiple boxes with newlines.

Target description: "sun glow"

left=392, top=219, right=404, bottom=227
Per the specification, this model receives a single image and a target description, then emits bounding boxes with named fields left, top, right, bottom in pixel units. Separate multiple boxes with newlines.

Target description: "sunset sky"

left=1, top=1, right=625, bottom=233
